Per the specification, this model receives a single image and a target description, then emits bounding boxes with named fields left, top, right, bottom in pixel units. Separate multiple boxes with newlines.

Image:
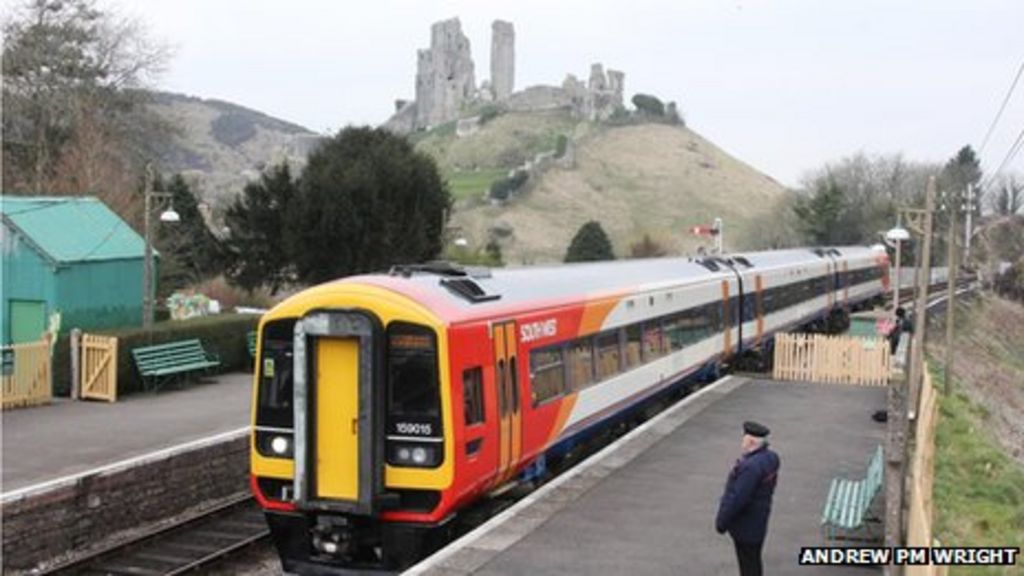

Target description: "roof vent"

left=733, top=256, right=754, bottom=268
left=440, top=278, right=500, bottom=303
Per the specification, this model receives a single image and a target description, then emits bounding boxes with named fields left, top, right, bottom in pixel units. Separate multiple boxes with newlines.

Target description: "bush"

left=555, top=134, right=569, bottom=159
left=478, top=104, right=505, bottom=125
left=489, top=169, right=529, bottom=201
left=632, top=93, right=665, bottom=117
left=50, top=315, right=261, bottom=397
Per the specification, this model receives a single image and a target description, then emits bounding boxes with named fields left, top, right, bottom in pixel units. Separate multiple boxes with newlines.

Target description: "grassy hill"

left=415, top=108, right=789, bottom=264
left=148, top=92, right=321, bottom=209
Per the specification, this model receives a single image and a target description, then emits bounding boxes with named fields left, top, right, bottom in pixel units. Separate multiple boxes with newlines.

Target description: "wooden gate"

left=81, top=334, right=118, bottom=402
left=1, top=339, right=52, bottom=409
left=772, top=333, right=891, bottom=386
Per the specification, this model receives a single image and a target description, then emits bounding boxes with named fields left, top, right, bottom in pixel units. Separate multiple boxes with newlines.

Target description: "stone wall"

left=415, top=18, right=476, bottom=129
left=1, top=433, right=249, bottom=572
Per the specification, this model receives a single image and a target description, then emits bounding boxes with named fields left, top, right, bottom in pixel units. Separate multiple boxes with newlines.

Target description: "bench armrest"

left=207, top=350, right=221, bottom=364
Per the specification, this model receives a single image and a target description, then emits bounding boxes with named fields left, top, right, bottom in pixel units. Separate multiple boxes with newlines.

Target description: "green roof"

left=1, top=196, right=147, bottom=264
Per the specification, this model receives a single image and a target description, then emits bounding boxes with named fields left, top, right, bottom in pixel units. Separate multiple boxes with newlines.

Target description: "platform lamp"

left=885, top=218, right=911, bottom=314
left=142, top=163, right=180, bottom=329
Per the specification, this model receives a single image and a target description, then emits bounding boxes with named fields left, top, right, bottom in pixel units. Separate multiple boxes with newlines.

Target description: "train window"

left=387, top=323, right=441, bottom=420
left=497, top=359, right=507, bottom=416
left=257, top=319, right=296, bottom=429
left=509, top=357, right=520, bottom=410
left=463, top=367, right=485, bottom=426
left=643, top=322, right=665, bottom=361
left=663, top=314, right=687, bottom=350
left=624, top=324, right=642, bottom=370
left=530, top=345, right=565, bottom=406
left=596, top=331, right=621, bottom=381
left=568, top=339, right=595, bottom=390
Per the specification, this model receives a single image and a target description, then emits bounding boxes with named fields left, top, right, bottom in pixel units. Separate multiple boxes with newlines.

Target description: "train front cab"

left=249, top=285, right=455, bottom=573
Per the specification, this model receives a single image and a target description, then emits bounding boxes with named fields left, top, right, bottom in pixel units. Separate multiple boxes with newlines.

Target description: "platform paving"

left=1, top=372, right=252, bottom=493
left=415, top=377, right=887, bottom=575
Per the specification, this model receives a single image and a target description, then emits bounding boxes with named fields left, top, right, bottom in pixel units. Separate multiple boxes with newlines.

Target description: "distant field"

left=445, top=169, right=508, bottom=201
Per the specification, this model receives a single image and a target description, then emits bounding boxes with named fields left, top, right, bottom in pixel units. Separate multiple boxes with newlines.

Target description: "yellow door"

left=504, top=323, right=522, bottom=471
left=493, top=326, right=510, bottom=476
left=316, top=337, right=360, bottom=501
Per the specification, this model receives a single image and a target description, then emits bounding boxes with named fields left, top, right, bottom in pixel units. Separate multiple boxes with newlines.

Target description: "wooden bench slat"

left=132, top=339, right=220, bottom=384
left=821, top=444, right=885, bottom=539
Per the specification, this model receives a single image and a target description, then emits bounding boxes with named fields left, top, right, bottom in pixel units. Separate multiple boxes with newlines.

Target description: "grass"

left=445, top=169, right=508, bottom=201
left=932, top=382, right=1024, bottom=574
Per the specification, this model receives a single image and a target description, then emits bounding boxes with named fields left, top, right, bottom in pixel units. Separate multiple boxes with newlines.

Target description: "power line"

left=981, top=122, right=1024, bottom=191
left=979, top=57, right=1024, bottom=156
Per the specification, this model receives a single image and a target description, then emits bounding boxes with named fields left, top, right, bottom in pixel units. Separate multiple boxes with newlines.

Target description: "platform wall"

left=0, top=434, right=248, bottom=571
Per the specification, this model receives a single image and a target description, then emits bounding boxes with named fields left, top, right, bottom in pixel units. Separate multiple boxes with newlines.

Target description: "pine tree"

left=565, top=221, right=615, bottom=262
left=223, top=163, right=297, bottom=292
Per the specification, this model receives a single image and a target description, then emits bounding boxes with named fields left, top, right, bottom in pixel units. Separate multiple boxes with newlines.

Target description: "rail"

left=37, top=494, right=268, bottom=575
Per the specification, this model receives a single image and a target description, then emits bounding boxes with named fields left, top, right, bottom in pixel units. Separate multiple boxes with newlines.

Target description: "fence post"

left=70, top=328, right=81, bottom=400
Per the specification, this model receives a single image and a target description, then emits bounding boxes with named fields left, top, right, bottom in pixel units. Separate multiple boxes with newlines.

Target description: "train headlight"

left=389, top=443, right=439, bottom=468
left=271, top=436, right=290, bottom=456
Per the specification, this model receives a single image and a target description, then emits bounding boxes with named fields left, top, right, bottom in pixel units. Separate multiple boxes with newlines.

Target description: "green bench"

left=821, top=445, right=884, bottom=542
left=132, top=339, right=221, bottom=390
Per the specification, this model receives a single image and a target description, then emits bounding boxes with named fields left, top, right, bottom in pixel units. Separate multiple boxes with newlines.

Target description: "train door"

left=492, top=321, right=522, bottom=482
left=754, top=274, right=765, bottom=346
left=721, top=280, right=733, bottom=358
left=841, top=261, right=850, bottom=309
left=826, top=261, right=836, bottom=310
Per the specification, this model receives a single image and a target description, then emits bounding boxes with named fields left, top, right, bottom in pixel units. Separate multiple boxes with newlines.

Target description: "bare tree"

left=989, top=175, right=1023, bottom=216
left=2, top=0, right=172, bottom=199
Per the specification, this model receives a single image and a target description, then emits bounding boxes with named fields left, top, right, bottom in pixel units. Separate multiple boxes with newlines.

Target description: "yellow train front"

left=250, top=275, right=462, bottom=573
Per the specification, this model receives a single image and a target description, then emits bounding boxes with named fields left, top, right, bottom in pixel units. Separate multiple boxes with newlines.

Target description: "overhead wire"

left=981, top=122, right=1024, bottom=191
left=978, top=57, right=1024, bottom=156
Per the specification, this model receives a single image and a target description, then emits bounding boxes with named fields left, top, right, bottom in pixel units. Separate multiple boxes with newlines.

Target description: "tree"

left=286, top=127, right=451, bottom=284
left=2, top=0, right=170, bottom=200
left=631, top=93, right=665, bottom=117
left=990, top=176, right=1023, bottom=216
left=223, top=163, right=298, bottom=292
left=629, top=234, right=668, bottom=258
left=154, top=174, right=225, bottom=294
left=940, top=145, right=983, bottom=215
left=792, top=176, right=847, bottom=245
left=565, top=221, right=615, bottom=262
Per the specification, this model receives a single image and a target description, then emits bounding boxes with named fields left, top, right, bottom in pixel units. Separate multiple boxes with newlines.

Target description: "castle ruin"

left=384, top=18, right=625, bottom=133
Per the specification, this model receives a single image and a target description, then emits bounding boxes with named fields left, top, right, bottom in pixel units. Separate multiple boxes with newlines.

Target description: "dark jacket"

left=715, top=443, right=780, bottom=544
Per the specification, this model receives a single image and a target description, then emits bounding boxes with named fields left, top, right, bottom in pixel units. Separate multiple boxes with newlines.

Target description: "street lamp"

left=886, top=219, right=911, bottom=313
left=143, top=164, right=179, bottom=328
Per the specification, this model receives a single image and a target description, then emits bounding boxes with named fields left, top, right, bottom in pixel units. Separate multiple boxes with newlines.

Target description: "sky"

left=15, top=0, right=1024, bottom=187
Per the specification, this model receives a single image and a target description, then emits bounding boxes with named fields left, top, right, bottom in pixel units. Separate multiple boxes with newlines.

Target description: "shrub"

left=51, top=314, right=261, bottom=397
left=555, top=134, right=569, bottom=159
left=489, top=169, right=529, bottom=201
left=632, top=93, right=665, bottom=117
left=478, top=104, right=505, bottom=125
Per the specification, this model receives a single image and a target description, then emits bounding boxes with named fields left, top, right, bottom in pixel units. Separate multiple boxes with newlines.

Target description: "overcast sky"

left=34, top=1, right=1024, bottom=186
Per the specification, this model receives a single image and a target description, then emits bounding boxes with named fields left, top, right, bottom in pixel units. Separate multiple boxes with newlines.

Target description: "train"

left=249, top=245, right=889, bottom=573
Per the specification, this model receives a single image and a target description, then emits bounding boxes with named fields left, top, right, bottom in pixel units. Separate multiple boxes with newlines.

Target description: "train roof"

left=323, top=245, right=883, bottom=323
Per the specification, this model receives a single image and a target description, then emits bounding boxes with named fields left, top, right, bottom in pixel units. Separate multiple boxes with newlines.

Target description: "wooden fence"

left=80, top=334, right=118, bottom=402
left=772, top=333, right=891, bottom=386
left=1, top=339, right=52, bottom=409
left=905, top=369, right=946, bottom=576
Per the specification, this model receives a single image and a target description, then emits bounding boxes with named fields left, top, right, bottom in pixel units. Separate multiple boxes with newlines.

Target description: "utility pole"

left=907, top=178, right=935, bottom=414
left=143, top=165, right=155, bottom=329
left=963, top=184, right=974, bottom=264
left=945, top=199, right=957, bottom=394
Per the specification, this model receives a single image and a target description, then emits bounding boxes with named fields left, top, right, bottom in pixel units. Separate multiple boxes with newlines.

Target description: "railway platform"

left=409, top=376, right=887, bottom=575
left=1, top=371, right=252, bottom=494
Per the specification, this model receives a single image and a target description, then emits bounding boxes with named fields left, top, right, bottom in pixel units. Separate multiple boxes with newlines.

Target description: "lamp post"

left=886, top=217, right=911, bottom=313
left=142, top=164, right=180, bottom=329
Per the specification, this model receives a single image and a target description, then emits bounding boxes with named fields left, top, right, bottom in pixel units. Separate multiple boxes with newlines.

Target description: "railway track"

left=40, top=494, right=269, bottom=576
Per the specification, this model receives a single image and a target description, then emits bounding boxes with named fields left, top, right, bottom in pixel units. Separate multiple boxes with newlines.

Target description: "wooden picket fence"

left=1, top=339, right=52, bottom=409
left=772, top=333, right=891, bottom=386
left=80, top=333, right=118, bottom=402
left=906, top=369, right=947, bottom=576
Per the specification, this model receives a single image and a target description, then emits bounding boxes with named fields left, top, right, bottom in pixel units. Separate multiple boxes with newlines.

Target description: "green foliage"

left=445, top=242, right=504, bottom=267
left=445, top=169, right=507, bottom=200
left=287, top=127, right=451, bottom=284
left=940, top=145, right=983, bottom=214
left=489, top=169, right=529, bottom=201
left=224, top=163, right=298, bottom=292
left=565, top=221, right=615, bottom=262
left=632, top=93, right=665, bottom=117
left=155, top=174, right=226, bottom=296
left=792, top=175, right=851, bottom=245
left=555, top=134, right=569, bottom=159
left=211, top=112, right=258, bottom=146
left=933, top=368, right=1024, bottom=556
left=478, top=104, right=505, bottom=125
left=994, top=260, right=1024, bottom=303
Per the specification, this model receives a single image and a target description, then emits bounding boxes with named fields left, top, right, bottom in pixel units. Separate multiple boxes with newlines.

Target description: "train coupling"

left=311, top=516, right=356, bottom=559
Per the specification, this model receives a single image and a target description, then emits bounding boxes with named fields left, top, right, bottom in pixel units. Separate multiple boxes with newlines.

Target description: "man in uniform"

left=715, top=421, right=781, bottom=576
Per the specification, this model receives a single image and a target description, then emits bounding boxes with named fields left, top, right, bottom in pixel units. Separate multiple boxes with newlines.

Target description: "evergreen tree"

left=154, top=174, right=225, bottom=294
left=286, top=127, right=451, bottom=284
left=792, top=175, right=848, bottom=245
left=223, top=163, right=297, bottom=292
left=565, top=221, right=615, bottom=262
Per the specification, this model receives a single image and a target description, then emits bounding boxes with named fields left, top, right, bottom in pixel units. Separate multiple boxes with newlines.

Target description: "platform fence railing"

left=772, top=333, right=891, bottom=386
left=1, top=338, right=52, bottom=409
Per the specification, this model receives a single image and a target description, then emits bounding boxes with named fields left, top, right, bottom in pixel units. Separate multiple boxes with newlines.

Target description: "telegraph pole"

left=963, top=184, right=974, bottom=264
left=945, top=199, right=957, bottom=394
left=907, top=177, right=935, bottom=413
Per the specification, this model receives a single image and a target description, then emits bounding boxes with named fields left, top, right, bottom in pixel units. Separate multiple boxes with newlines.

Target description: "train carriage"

left=250, top=246, right=888, bottom=573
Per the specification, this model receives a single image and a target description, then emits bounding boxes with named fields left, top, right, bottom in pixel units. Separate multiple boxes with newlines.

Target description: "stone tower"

left=415, top=18, right=476, bottom=129
left=490, top=20, right=515, bottom=101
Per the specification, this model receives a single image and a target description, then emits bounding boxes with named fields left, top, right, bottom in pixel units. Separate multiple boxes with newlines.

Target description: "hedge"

left=52, top=314, right=260, bottom=397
